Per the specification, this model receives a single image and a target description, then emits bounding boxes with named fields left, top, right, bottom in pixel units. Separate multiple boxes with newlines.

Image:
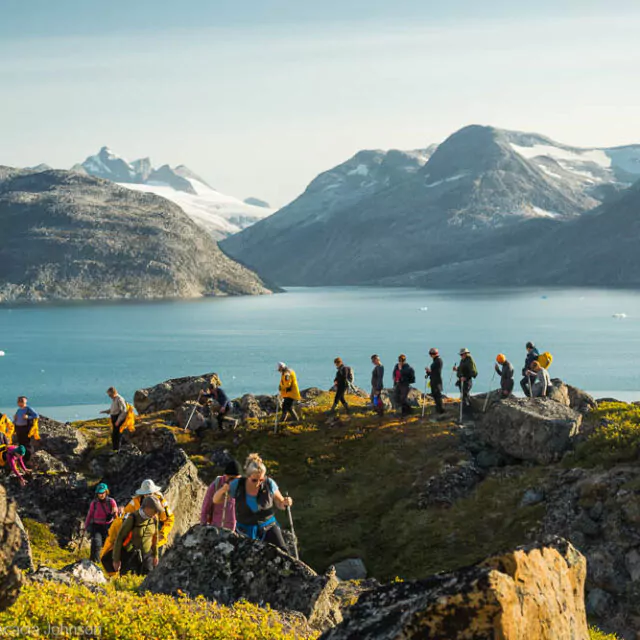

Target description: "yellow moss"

left=22, top=518, right=87, bottom=569
left=589, top=626, right=621, bottom=639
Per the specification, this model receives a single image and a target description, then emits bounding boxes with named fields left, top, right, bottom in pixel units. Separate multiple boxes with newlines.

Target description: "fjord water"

left=1, top=287, right=639, bottom=422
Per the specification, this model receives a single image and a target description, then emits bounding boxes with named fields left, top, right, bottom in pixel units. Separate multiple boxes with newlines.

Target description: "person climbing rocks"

left=109, top=496, right=162, bottom=576
left=216, top=453, right=292, bottom=550
left=495, top=354, right=515, bottom=398
left=100, top=387, right=127, bottom=451
left=370, top=354, right=385, bottom=416
left=530, top=361, right=551, bottom=398
left=122, top=479, right=175, bottom=554
left=0, top=413, right=14, bottom=443
left=0, top=443, right=31, bottom=486
left=330, top=357, right=351, bottom=415
left=393, top=354, right=416, bottom=417
left=84, top=483, right=118, bottom=563
left=277, top=362, right=301, bottom=423
left=426, top=348, right=445, bottom=415
left=520, top=342, right=540, bottom=397
left=453, top=348, right=477, bottom=418
left=201, top=459, right=242, bottom=529
left=13, top=396, right=39, bottom=463
left=202, top=383, right=235, bottom=431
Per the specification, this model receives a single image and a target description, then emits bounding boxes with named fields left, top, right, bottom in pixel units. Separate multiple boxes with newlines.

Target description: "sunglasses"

left=250, top=478, right=264, bottom=484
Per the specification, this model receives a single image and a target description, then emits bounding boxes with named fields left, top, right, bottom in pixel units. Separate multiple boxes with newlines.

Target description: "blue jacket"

left=13, top=406, right=38, bottom=427
left=523, top=348, right=540, bottom=375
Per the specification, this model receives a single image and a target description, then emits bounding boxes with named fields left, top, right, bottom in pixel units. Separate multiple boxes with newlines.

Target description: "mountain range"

left=0, top=167, right=271, bottom=303
left=222, top=125, right=640, bottom=287
left=71, top=147, right=273, bottom=240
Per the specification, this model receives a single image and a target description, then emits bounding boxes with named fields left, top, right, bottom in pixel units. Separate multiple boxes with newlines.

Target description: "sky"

left=1, top=1, right=640, bottom=207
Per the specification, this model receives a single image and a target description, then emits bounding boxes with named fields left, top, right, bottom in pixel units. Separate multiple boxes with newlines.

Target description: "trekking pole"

left=184, top=390, right=203, bottom=432
left=284, top=492, right=299, bottom=560
left=483, top=370, right=497, bottom=413
left=273, top=396, right=280, bottom=434
left=421, top=376, right=429, bottom=419
left=459, top=381, right=464, bottom=425
left=528, top=376, right=533, bottom=398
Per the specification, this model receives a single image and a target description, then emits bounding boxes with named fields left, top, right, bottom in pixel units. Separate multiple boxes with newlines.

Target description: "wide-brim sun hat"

left=135, top=479, right=163, bottom=495
left=459, top=348, right=470, bottom=355
left=276, top=362, right=286, bottom=370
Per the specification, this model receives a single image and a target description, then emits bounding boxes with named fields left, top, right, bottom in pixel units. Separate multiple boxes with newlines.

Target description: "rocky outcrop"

left=321, top=537, right=588, bottom=640
left=175, top=401, right=207, bottom=431
left=134, top=373, right=221, bottom=414
left=29, top=561, right=106, bottom=592
left=0, top=486, right=25, bottom=610
left=142, top=526, right=342, bottom=631
left=548, top=380, right=597, bottom=414
left=37, top=417, right=89, bottom=465
left=418, top=461, right=486, bottom=508
left=13, top=512, right=34, bottom=571
left=386, top=387, right=422, bottom=411
left=478, top=398, right=583, bottom=464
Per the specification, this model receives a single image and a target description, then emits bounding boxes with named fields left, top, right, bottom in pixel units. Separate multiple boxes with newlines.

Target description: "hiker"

left=100, top=387, right=127, bottom=451
left=530, top=361, right=551, bottom=398
left=520, top=342, right=540, bottom=397
left=425, top=348, right=445, bottom=415
left=201, top=459, right=242, bottom=529
left=0, top=414, right=14, bottom=443
left=393, top=354, right=416, bottom=417
left=108, top=496, right=162, bottom=575
left=277, top=362, right=301, bottom=423
left=13, top=396, right=39, bottom=463
left=84, top=483, right=118, bottom=563
left=494, top=354, right=515, bottom=398
left=330, top=357, right=351, bottom=415
left=370, top=354, right=385, bottom=416
left=202, top=383, right=234, bottom=431
left=215, top=453, right=292, bottom=550
left=122, top=479, right=175, bottom=553
left=0, top=443, right=31, bottom=486
left=453, top=348, right=477, bottom=418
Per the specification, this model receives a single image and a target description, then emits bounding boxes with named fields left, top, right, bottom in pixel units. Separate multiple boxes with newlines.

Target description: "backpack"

left=406, top=366, right=416, bottom=384
left=469, top=358, right=478, bottom=378
left=537, top=352, right=553, bottom=369
left=344, top=366, right=355, bottom=385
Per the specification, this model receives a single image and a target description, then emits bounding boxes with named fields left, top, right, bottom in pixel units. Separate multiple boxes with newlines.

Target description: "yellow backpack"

left=0, top=415, right=14, bottom=442
left=537, top=352, right=553, bottom=369
left=119, top=404, right=136, bottom=434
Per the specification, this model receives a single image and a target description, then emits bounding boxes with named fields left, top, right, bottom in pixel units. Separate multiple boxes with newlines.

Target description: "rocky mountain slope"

left=71, top=147, right=273, bottom=240
left=222, top=125, right=640, bottom=287
left=0, top=167, right=271, bottom=303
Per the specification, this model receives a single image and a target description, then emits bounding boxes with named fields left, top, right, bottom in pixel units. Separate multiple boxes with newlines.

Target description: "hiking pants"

left=460, top=379, right=473, bottom=416
left=14, top=424, right=32, bottom=463
left=520, top=375, right=533, bottom=397
left=431, top=383, right=445, bottom=413
left=280, top=398, right=299, bottom=422
left=501, top=379, right=514, bottom=398
left=216, top=402, right=232, bottom=430
left=395, top=383, right=411, bottom=416
left=88, top=523, right=110, bottom=563
left=371, top=389, right=384, bottom=416
left=264, top=524, right=287, bottom=550
left=110, top=415, right=122, bottom=451
left=332, top=386, right=349, bottom=412
left=102, top=548, right=154, bottom=576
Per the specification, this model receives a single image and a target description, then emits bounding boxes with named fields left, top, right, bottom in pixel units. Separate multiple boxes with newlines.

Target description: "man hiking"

left=495, top=354, right=515, bottom=398
left=453, top=348, right=477, bottom=419
left=370, top=354, right=385, bottom=416
left=13, top=396, right=39, bottom=463
left=330, top=357, right=351, bottom=416
left=530, top=361, right=551, bottom=397
left=425, top=348, right=445, bottom=415
left=520, top=342, right=540, bottom=397
left=277, top=362, right=301, bottom=423
left=393, top=354, right=416, bottom=418
left=84, top=483, right=118, bottom=563
left=201, top=459, right=242, bottom=530
left=202, top=383, right=235, bottom=431
left=100, top=387, right=127, bottom=451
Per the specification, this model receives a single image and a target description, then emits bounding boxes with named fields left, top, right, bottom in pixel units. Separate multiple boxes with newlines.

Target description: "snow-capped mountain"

left=72, top=147, right=273, bottom=239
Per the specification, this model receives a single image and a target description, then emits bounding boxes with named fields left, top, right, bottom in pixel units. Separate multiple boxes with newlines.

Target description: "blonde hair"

left=245, top=453, right=267, bottom=477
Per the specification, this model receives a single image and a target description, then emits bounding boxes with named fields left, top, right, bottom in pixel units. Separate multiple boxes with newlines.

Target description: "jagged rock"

left=320, top=537, right=588, bottom=640
left=175, top=401, right=207, bottom=431
left=332, top=558, right=367, bottom=581
left=13, top=512, right=34, bottom=571
left=128, top=424, right=178, bottom=454
left=134, top=373, right=221, bottom=414
left=37, top=417, right=89, bottom=466
left=333, top=579, right=380, bottom=611
left=141, top=526, right=342, bottom=631
left=30, top=450, right=69, bottom=474
left=548, top=380, right=597, bottom=414
left=418, top=462, right=486, bottom=508
left=0, top=486, right=25, bottom=610
left=61, top=560, right=107, bottom=586
left=547, top=381, right=571, bottom=406
left=239, top=394, right=267, bottom=420
left=478, top=397, right=583, bottom=464
left=301, top=388, right=324, bottom=400
left=29, top=565, right=73, bottom=587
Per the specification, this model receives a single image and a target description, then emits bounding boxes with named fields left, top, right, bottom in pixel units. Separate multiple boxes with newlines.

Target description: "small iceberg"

left=0, top=350, right=5, bottom=356
left=612, top=313, right=627, bottom=319
left=419, top=307, right=428, bottom=311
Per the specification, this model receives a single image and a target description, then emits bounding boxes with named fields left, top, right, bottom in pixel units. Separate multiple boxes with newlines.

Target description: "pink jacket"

left=85, top=497, right=118, bottom=529
left=6, top=446, right=27, bottom=478
left=201, top=476, right=236, bottom=530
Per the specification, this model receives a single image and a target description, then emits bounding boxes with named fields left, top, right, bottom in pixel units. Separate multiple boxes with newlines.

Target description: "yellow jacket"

left=279, top=368, right=301, bottom=401
left=122, top=493, right=174, bottom=547
left=101, top=514, right=124, bottom=561
left=0, top=415, right=14, bottom=443
left=119, top=404, right=136, bottom=434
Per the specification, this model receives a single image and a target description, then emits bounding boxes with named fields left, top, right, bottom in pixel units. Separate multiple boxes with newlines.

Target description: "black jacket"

left=334, top=365, right=348, bottom=390
left=427, top=356, right=443, bottom=386
left=522, top=348, right=540, bottom=376
left=371, top=364, right=384, bottom=391
left=393, top=363, right=413, bottom=386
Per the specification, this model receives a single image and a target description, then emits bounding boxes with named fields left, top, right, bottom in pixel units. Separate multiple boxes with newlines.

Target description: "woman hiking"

left=215, top=453, right=293, bottom=550
left=0, top=443, right=31, bottom=486
left=201, top=459, right=242, bottom=529
left=85, top=483, right=118, bottom=563
left=13, top=396, right=39, bottom=463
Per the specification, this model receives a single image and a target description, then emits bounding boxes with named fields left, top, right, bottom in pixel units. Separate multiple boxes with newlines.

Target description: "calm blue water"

left=1, top=287, right=639, bottom=421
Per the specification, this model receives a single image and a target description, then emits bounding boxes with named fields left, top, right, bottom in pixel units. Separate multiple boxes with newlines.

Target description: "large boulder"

left=478, top=397, right=583, bottom=464
left=320, top=537, right=588, bottom=640
left=29, top=561, right=106, bottom=593
left=134, top=373, right=222, bottom=414
left=174, top=401, right=207, bottom=431
left=0, top=486, right=25, bottom=610
left=385, top=387, right=423, bottom=411
left=549, top=380, right=597, bottom=414
left=37, top=416, right=89, bottom=465
left=142, top=526, right=342, bottom=631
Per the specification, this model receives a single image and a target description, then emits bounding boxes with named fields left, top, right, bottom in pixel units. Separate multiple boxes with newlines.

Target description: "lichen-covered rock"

left=134, top=373, right=221, bottom=414
left=61, top=560, right=107, bottom=586
left=386, top=387, right=422, bottom=411
left=37, top=416, right=89, bottom=464
left=30, top=450, right=69, bottom=474
left=141, top=526, right=342, bottom=631
left=321, top=537, right=588, bottom=640
left=478, top=397, right=583, bottom=464
left=13, top=512, right=34, bottom=572
left=175, top=401, right=207, bottom=431
left=548, top=380, right=597, bottom=414
left=418, top=462, right=486, bottom=508
left=0, top=486, right=25, bottom=610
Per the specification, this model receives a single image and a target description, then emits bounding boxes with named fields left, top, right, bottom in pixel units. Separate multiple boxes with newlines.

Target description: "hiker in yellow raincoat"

left=277, top=362, right=301, bottom=423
